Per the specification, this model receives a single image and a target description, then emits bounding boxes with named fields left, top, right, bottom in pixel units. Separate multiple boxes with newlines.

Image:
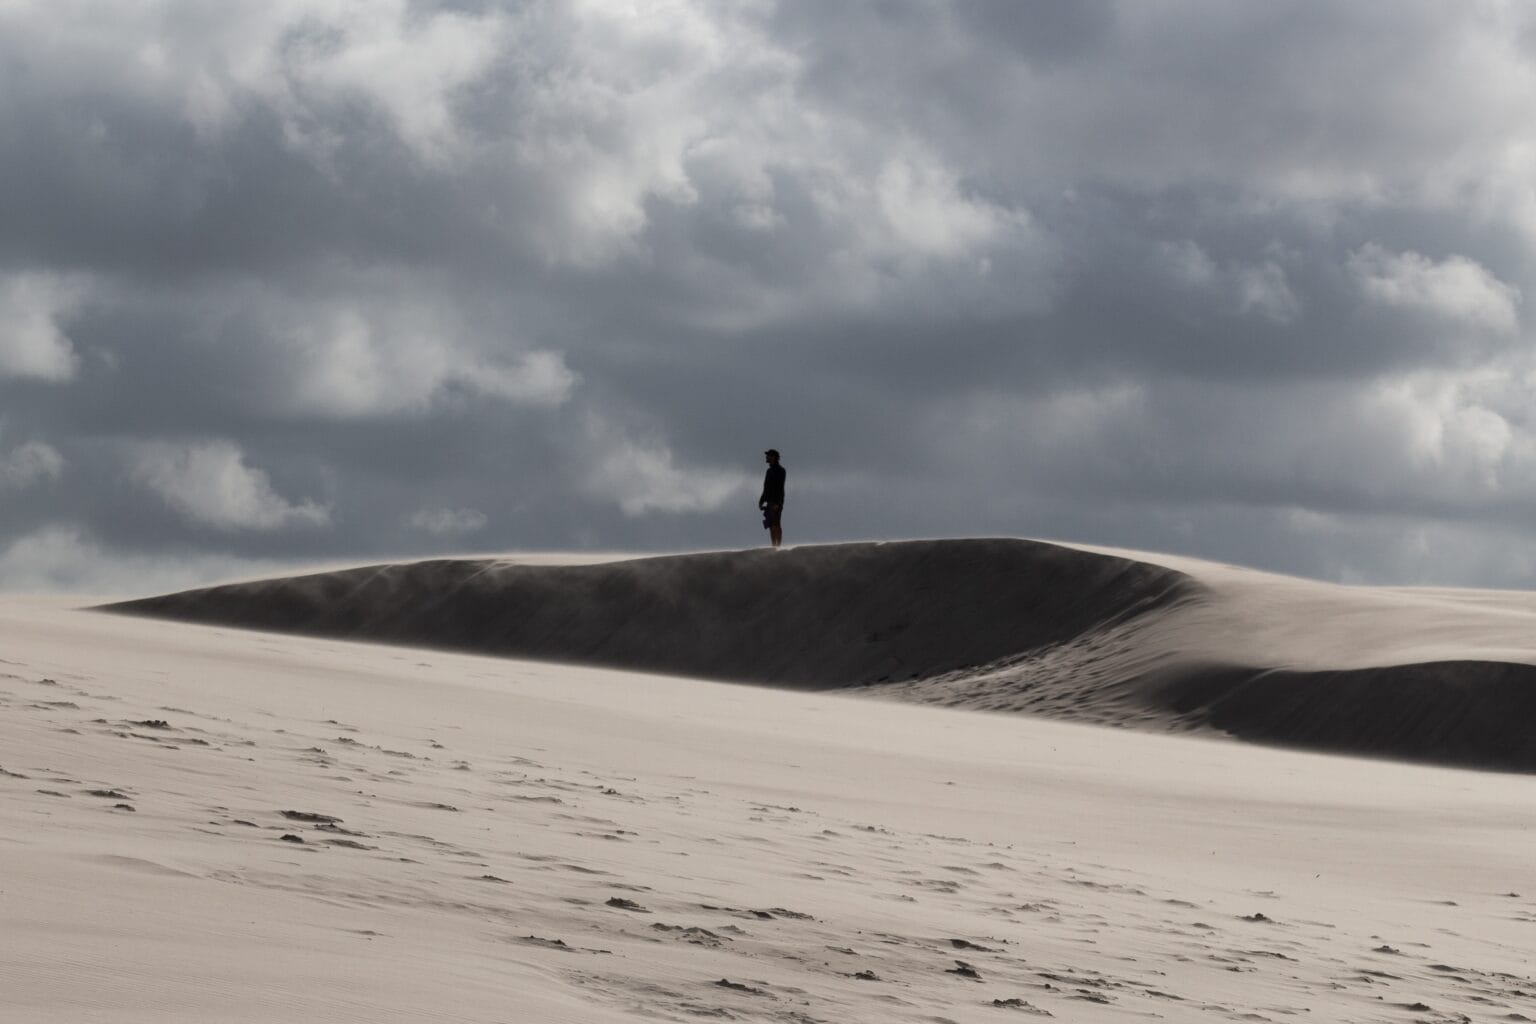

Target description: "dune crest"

left=100, top=539, right=1195, bottom=689
left=101, top=538, right=1536, bottom=772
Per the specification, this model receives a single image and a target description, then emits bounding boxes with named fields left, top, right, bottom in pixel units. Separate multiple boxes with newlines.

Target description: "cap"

left=764, top=448, right=780, bottom=458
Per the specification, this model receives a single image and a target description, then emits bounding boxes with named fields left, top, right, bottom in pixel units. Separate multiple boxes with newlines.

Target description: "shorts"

left=761, top=503, right=782, bottom=529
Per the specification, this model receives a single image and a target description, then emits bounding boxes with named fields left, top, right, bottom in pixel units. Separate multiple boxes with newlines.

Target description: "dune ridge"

left=101, top=538, right=1536, bottom=772
left=100, top=539, right=1196, bottom=689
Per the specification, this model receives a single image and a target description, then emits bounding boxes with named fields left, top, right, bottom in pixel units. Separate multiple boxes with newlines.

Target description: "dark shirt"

left=760, top=464, right=786, bottom=505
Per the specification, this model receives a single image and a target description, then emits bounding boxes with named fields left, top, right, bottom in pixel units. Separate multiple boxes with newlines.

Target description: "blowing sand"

left=4, top=541, right=1535, bottom=1021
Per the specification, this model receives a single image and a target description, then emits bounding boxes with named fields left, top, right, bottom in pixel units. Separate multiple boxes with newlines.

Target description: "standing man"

left=759, top=448, right=786, bottom=548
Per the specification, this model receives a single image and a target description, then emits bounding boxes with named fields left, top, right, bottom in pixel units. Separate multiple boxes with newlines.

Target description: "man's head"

left=764, top=448, right=780, bottom=464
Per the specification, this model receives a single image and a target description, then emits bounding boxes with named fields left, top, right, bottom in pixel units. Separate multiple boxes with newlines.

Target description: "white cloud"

left=0, top=525, right=296, bottom=596
left=1353, top=373, right=1519, bottom=496
left=583, top=418, right=749, bottom=516
left=11, top=2, right=1536, bottom=588
left=466, top=351, right=579, bottom=407
left=0, top=440, right=64, bottom=489
left=869, top=156, right=1023, bottom=263
left=1, top=1, right=1053, bottom=313
left=129, top=440, right=330, bottom=531
left=1160, top=244, right=1300, bottom=322
left=281, top=301, right=577, bottom=417
left=280, top=1, right=505, bottom=162
left=1348, top=244, right=1520, bottom=332
left=8, top=0, right=507, bottom=161
left=408, top=507, right=488, bottom=536
left=490, top=0, right=742, bottom=263
left=942, top=364, right=1536, bottom=520
left=1235, top=261, right=1300, bottom=323
left=443, top=0, right=1051, bottom=300
left=0, top=273, right=80, bottom=381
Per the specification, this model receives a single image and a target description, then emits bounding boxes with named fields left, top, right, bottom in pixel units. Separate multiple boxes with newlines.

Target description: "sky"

left=5, top=0, right=1536, bottom=593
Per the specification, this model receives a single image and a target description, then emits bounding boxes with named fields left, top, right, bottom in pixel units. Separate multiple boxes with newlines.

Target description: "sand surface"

left=4, top=584, right=1536, bottom=1022
left=103, top=539, right=1536, bottom=771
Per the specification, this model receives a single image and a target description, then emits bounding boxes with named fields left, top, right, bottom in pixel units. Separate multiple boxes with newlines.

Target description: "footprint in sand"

left=991, top=996, right=1052, bottom=1015
left=650, top=923, right=729, bottom=947
left=605, top=897, right=650, bottom=912
left=281, top=810, right=344, bottom=824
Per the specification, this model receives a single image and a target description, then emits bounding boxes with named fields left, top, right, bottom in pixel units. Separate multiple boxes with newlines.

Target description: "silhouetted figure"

left=759, top=449, right=786, bottom=548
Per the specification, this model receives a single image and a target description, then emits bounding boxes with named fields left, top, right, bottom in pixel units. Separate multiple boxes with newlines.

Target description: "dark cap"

left=764, top=448, right=780, bottom=458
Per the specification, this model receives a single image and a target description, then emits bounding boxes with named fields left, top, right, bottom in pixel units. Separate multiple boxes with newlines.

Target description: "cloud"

left=129, top=440, right=331, bottom=531
left=950, top=365, right=1536, bottom=526
left=5, top=0, right=506, bottom=158
left=7, top=2, right=1536, bottom=587
left=1234, top=261, right=1301, bottom=323
left=461, top=351, right=579, bottom=407
left=0, top=274, right=80, bottom=381
left=0, top=439, right=64, bottom=489
left=1348, top=244, right=1521, bottom=332
left=1159, top=243, right=1301, bottom=323
left=275, top=0, right=507, bottom=163
left=870, top=157, right=1018, bottom=261
left=408, top=507, right=488, bottom=537
left=582, top=417, right=750, bottom=517
left=279, top=300, right=578, bottom=417
left=0, top=524, right=297, bottom=596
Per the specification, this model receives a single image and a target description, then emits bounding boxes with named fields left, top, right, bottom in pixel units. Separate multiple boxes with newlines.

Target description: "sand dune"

left=103, top=538, right=1536, bottom=773
left=3, top=594, right=1535, bottom=1023
left=100, top=539, right=1195, bottom=689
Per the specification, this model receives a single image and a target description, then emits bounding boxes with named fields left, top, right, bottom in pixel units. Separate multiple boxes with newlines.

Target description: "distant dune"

left=100, top=538, right=1536, bottom=772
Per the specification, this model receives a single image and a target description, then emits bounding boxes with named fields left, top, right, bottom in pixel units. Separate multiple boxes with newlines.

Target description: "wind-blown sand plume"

left=104, top=538, right=1536, bottom=771
left=2, top=595, right=1535, bottom=1023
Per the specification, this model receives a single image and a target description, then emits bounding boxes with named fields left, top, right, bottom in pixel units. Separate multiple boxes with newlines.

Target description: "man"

left=759, top=448, right=786, bottom=548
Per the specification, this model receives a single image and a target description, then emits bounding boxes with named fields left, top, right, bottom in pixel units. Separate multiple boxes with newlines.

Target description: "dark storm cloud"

left=2, top=0, right=1536, bottom=592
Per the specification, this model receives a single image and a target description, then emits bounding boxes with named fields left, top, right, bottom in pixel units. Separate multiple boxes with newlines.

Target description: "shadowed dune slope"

left=99, top=539, right=1197, bottom=690
left=1154, top=661, right=1536, bottom=771
left=100, top=538, right=1536, bottom=772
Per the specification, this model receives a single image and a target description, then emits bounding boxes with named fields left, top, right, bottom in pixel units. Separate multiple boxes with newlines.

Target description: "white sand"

left=4, top=571, right=1535, bottom=1022
left=1072, top=538, right=1536, bottom=670
left=100, top=539, right=1536, bottom=774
